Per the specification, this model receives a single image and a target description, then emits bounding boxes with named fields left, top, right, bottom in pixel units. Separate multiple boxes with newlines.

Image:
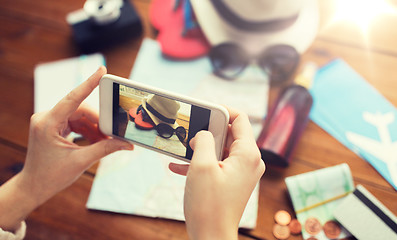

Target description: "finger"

left=68, top=105, right=106, bottom=142
left=189, top=131, right=218, bottom=169
left=225, top=106, right=241, bottom=124
left=226, top=107, right=255, bottom=141
left=168, top=162, right=189, bottom=176
left=73, top=138, right=134, bottom=168
left=69, top=104, right=99, bottom=123
left=50, top=66, right=106, bottom=121
left=224, top=124, right=233, bottom=150
left=222, top=108, right=262, bottom=170
left=69, top=117, right=106, bottom=143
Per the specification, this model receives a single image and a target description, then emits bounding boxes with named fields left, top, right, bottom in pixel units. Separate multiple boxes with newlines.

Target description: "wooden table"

left=1, top=0, right=396, bottom=239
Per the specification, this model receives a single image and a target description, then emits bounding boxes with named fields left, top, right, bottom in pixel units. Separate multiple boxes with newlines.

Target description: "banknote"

left=285, top=163, right=354, bottom=240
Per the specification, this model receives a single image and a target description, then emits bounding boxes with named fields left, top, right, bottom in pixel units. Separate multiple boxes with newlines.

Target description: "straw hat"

left=190, top=0, right=319, bottom=55
left=142, top=94, right=181, bottom=128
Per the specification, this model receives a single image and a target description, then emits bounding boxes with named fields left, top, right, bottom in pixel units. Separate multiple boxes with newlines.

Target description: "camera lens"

left=84, top=0, right=123, bottom=25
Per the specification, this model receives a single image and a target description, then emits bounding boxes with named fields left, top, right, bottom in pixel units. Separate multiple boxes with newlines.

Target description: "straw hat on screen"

left=190, top=0, right=319, bottom=54
left=142, top=94, right=181, bottom=128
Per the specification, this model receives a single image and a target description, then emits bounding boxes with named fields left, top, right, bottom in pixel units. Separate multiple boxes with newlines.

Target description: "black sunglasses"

left=137, top=105, right=187, bottom=142
left=155, top=123, right=187, bottom=142
left=209, top=43, right=300, bottom=83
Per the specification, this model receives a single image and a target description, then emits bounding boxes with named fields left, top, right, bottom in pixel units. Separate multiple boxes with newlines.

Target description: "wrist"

left=187, top=224, right=238, bottom=240
left=190, top=231, right=238, bottom=240
left=0, top=173, right=41, bottom=232
left=17, top=169, right=52, bottom=207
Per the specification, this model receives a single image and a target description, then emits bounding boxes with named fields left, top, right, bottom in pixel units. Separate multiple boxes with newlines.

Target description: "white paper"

left=34, top=53, right=105, bottom=113
left=190, top=73, right=268, bottom=120
left=87, top=146, right=260, bottom=228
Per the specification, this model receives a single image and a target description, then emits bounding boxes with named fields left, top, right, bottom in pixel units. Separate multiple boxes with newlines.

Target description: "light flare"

left=332, top=0, right=397, bottom=32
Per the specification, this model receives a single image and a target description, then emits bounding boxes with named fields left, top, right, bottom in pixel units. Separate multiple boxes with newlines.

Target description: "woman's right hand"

left=169, top=108, right=265, bottom=240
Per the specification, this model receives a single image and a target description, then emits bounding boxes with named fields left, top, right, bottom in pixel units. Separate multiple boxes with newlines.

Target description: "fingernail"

left=120, top=144, right=133, bottom=151
left=97, top=66, right=105, bottom=73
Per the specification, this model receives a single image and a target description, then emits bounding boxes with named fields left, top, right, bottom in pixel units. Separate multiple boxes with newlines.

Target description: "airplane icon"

left=346, top=111, right=397, bottom=189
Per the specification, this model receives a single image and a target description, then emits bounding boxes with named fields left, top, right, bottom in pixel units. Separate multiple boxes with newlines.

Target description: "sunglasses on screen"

left=137, top=105, right=187, bottom=142
left=155, top=123, right=187, bottom=142
left=209, top=43, right=300, bottom=83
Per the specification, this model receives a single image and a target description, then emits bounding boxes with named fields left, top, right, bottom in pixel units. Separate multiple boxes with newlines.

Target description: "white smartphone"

left=99, top=74, right=229, bottom=162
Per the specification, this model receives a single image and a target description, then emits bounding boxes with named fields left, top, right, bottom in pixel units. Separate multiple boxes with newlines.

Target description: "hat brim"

left=191, top=0, right=319, bottom=54
left=129, top=107, right=155, bottom=130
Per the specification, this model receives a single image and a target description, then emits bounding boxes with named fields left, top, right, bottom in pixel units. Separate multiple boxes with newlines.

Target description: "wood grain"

left=1, top=0, right=396, bottom=239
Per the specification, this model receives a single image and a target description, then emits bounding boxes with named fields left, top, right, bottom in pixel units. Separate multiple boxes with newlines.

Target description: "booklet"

left=309, top=59, right=397, bottom=190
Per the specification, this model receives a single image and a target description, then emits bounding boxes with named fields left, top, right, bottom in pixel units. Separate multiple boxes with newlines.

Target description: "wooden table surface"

left=1, top=0, right=396, bottom=239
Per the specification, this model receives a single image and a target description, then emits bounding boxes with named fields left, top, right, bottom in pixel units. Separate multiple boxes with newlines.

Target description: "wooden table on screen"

left=0, top=0, right=396, bottom=239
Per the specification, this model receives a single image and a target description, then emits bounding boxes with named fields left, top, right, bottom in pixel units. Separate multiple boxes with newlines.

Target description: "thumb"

left=75, top=139, right=134, bottom=167
left=190, top=131, right=218, bottom=169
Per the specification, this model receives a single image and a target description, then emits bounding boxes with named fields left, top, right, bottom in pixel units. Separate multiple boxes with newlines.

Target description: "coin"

left=274, top=210, right=292, bottom=226
left=304, top=217, right=322, bottom=236
left=288, top=218, right=302, bottom=235
left=272, top=224, right=290, bottom=240
left=323, top=220, right=342, bottom=239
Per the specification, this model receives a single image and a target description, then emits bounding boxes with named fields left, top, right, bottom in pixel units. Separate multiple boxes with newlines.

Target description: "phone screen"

left=112, top=83, right=211, bottom=160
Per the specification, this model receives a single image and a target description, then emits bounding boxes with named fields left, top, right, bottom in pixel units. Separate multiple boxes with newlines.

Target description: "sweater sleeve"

left=0, top=221, right=26, bottom=240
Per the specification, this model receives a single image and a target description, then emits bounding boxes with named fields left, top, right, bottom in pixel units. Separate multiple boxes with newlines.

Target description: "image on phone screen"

left=112, top=83, right=211, bottom=160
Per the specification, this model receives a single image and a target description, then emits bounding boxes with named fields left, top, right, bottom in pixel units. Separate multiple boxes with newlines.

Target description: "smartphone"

left=99, top=74, right=229, bottom=162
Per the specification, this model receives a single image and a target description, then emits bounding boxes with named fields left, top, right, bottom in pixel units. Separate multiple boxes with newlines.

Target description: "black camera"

left=67, top=0, right=142, bottom=53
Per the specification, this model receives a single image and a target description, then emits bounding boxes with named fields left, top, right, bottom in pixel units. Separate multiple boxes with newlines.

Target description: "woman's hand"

left=169, top=108, right=265, bottom=240
left=0, top=66, right=133, bottom=232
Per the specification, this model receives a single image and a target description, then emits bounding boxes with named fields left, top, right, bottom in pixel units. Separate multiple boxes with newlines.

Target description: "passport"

left=309, top=59, right=397, bottom=190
